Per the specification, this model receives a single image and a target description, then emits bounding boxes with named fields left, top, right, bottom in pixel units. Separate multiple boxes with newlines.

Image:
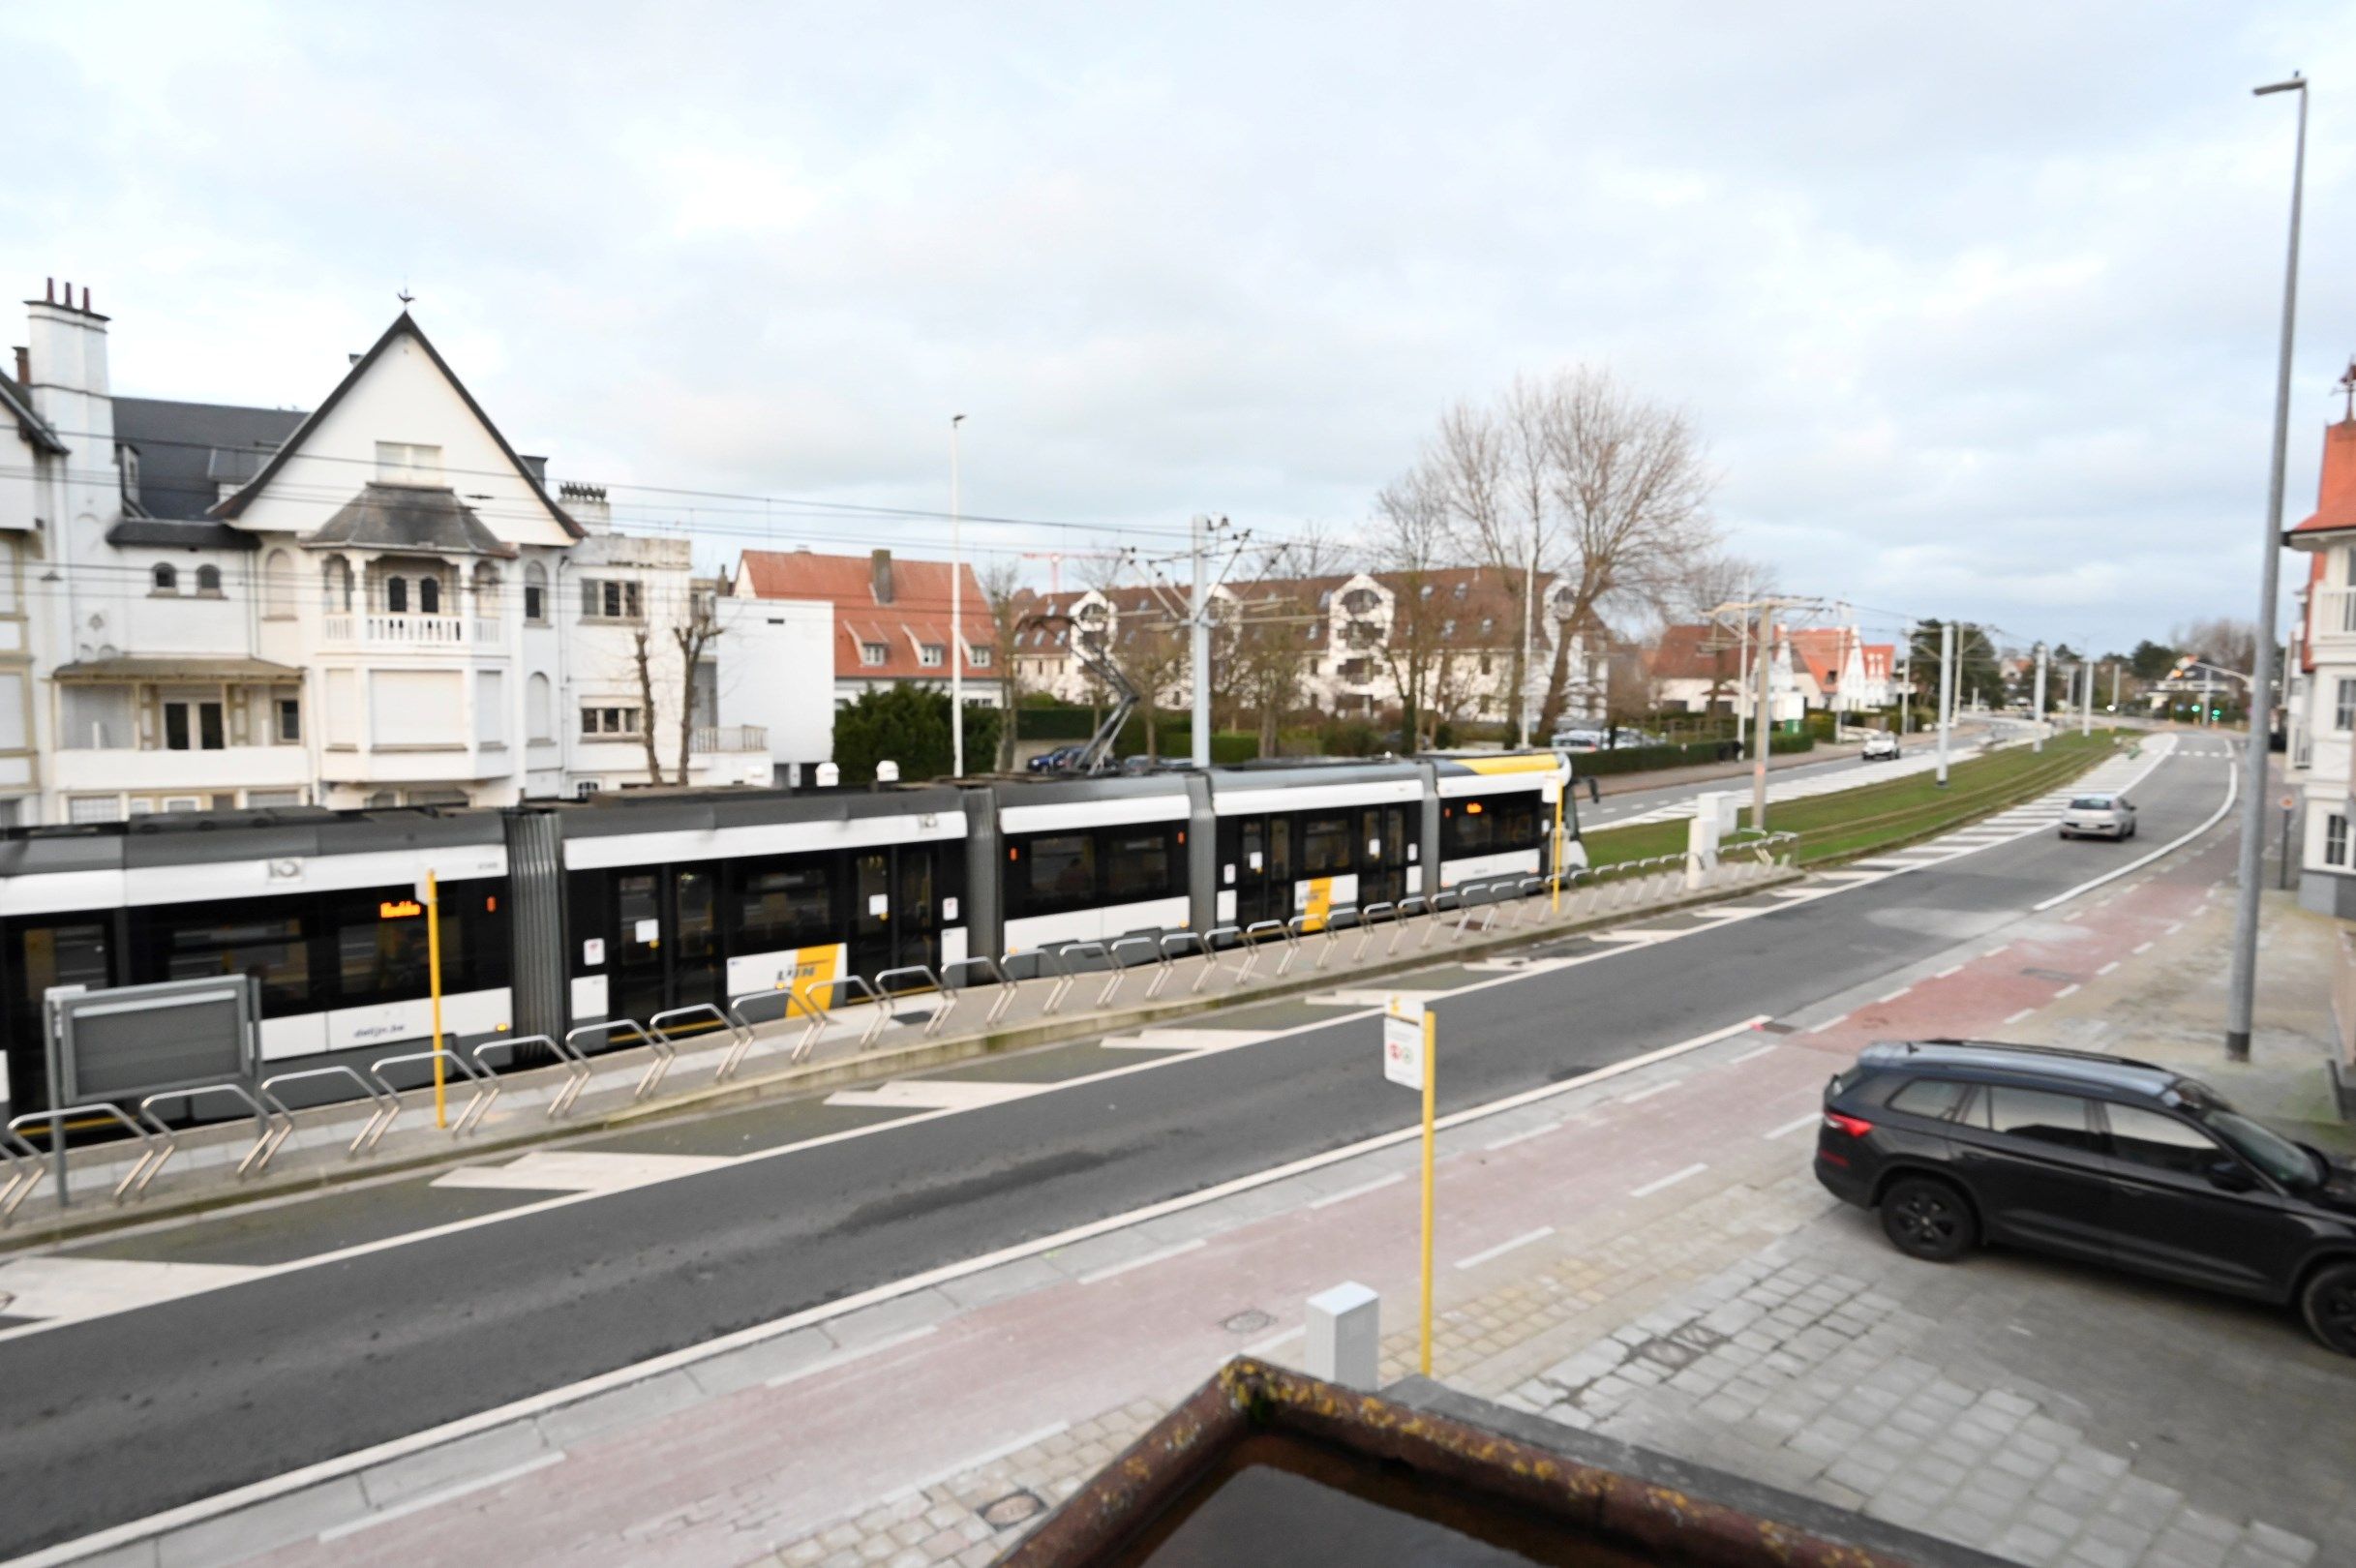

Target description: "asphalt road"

left=1574, top=718, right=2002, bottom=829
left=0, top=743, right=2231, bottom=1557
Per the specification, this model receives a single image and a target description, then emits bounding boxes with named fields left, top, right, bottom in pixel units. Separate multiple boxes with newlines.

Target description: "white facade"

left=0, top=288, right=827, bottom=822
left=2284, top=419, right=2356, bottom=918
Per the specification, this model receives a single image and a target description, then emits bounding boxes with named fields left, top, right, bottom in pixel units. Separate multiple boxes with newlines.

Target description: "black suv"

left=1815, top=1040, right=2356, bottom=1354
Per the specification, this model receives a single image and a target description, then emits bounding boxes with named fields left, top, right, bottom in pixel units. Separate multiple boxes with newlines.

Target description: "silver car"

left=2059, top=792, right=2136, bottom=840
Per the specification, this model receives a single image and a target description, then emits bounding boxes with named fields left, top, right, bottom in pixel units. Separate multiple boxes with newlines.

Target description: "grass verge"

left=1580, top=730, right=2128, bottom=869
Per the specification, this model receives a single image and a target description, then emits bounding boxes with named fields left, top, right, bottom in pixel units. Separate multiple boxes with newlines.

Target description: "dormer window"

left=969, top=645, right=993, bottom=669
left=918, top=644, right=945, bottom=668
left=861, top=642, right=888, bottom=667
left=377, top=441, right=443, bottom=485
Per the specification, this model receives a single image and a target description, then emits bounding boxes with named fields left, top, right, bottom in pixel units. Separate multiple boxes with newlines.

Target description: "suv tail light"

left=1823, top=1110, right=1873, bottom=1138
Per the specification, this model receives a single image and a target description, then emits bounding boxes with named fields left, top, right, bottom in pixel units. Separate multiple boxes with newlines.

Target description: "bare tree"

left=978, top=556, right=1029, bottom=768
left=630, top=625, right=667, bottom=786
left=1671, top=552, right=1777, bottom=625
left=2170, top=617, right=2259, bottom=678
left=672, top=577, right=725, bottom=784
left=1368, top=472, right=1464, bottom=748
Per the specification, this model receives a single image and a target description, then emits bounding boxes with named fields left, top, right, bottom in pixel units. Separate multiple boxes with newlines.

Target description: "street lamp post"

left=2227, top=75, right=2308, bottom=1064
left=951, top=413, right=966, bottom=777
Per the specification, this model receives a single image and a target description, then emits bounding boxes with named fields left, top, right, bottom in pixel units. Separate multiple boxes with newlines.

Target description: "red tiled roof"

left=1647, top=623, right=1745, bottom=682
left=2288, top=419, right=2356, bottom=542
left=737, top=549, right=992, bottom=680
left=1861, top=644, right=1894, bottom=680
left=1785, top=627, right=1856, bottom=692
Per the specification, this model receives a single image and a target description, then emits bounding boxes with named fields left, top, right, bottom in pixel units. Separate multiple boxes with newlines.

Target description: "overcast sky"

left=9, top=2, right=2355, bottom=652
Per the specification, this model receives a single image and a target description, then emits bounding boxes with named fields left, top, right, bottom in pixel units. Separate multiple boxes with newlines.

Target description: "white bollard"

left=1305, top=1281, right=1381, bottom=1390
left=1687, top=794, right=1725, bottom=890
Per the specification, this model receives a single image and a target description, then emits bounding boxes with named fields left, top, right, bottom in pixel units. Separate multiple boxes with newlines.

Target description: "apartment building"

left=2286, top=408, right=2356, bottom=917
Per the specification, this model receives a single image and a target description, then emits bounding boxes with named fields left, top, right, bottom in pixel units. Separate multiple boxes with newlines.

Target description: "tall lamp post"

left=2227, top=74, right=2308, bottom=1064
left=951, top=413, right=967, bottom=777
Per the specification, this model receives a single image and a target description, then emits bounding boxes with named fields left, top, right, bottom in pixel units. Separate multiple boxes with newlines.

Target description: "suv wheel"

left=1880, top=1176, right=1977, bottom=1262
left=2300, top=1261, right=2356, bottom=1356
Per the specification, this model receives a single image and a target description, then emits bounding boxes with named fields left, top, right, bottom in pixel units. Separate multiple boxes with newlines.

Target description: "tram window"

left=19, top=921, right=110, bottom=1001
left=1443, top=801, right=1494, bottom=858
left=1268, top=818, right=1292, bottom=882
left=1302, top=815, right=1351, bottom=876
left=155, top=903, right=311, bottom=1013
left=1103, top=829, right=1173, bottom=901
left=1499, top=799, right=1539, bottom=849
left=1025, top=833, right=1097, bottom=912
left=734, top=861, right=833, bottom=951
left=336, top=892, right=432, bottom=1001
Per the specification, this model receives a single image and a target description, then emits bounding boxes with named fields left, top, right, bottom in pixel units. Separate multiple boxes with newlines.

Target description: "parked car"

left=1815, top=1039, right=2356, bottom=1354
left=1861, top=732, right=1901, bottom=761
left=2059, top=792, right=2136, bottom=840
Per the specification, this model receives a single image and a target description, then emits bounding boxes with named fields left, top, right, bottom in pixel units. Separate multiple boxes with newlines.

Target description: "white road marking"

left=886, top=1422, right=1072, bottom=1504
left=431, top=1151, right=736, bottom=1192
left=2005, top=1008, right=2037, bottom=1024
left=764, top=1324, right=940, bottom=1388
left=1767, top=1113, right=1821, bottom=1139
left=2055, top=983, right=2081, bottom=999
left=2132, top=942, right=2154, bottom=954
left=1725, top=1043, right=1776, bottom=1065
left=1242, top=1324, right=1306, bottom=1358
left=1618, top=1079, right=1682, bottom=1104
left=1310, top=988, right=1453, bottom=1009
left=1454, top=1226, right=1556, bottom=1270
left=1933, top=964, right=1964, bottom=980
left=1101, top=1028, right=1266, bottom=1052
left=1875, top=985, right=1913, bottom=1004
left=1308, top=1171, right=1405, bottom=1206
left=0, top=1256, right=263, bottom=1321
left=825, top=1079, right=1042, bottom=1112
left=2031, top=755, right=2238, bottom=914
left=1983, top=945, right=2012, bottom=959
left=316, top=1451, right=568, bottom=1543
left=1077, top=1238, right=1206, bottom=1285
left=1629, top=1162, right=1709, bottom=1197
left=1481, top=1124, right=1560, bottom=1154
left=1808, top=1013, right=1850, bottom=1035
left=2097, top=961, right=2119, bottom=977
left=2165, top=921, right=2185, bottom=936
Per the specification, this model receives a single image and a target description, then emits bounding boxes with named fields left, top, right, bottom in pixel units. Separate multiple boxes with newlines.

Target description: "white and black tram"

left=0, top=752, right=1579, bottom=1122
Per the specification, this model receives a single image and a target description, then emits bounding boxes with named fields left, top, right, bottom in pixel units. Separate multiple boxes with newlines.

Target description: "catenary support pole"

left=1191, top=514, right=1212, bottom=769
left=950, top=414, right=966, bottom=777
left=1935, top=621, right=1955, bottom=787
left=2081, top=657, right=2093, bottom=737
left=2033, top=643, right=2048, bottom=753
left=427, top=869, right=446, bottom=1130
left=2229, top=79, right=2308, bottom=1060
left=1752, top=604, right=1774, bottom=829
left=1418, top=1008, right=1436, bottom=1377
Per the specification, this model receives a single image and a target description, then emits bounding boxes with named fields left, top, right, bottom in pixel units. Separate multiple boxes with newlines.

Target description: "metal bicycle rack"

left=566, top=1018, right=666, bottom=1101
left=3, top=1103, right=147, bottom=1221
left=1390, top=897, right=1427, bottom=954
left=250, top=1066, right=400, bottom=1173
left=806, top=975, right=888, bottom=1048
left=1314, top=907, right=1356, bottom=970
left=1423, top=890, right=1460, bottom=949
left=941, top=956, right=1019, bottom=1030
left=1103, top=935, right=1163, bottom=1008
left=483, top=1033, right=590, bottom=1118
left=721, top=988, right=827, bottom=1070
left=1352, top=903, right=1394, bottom=962
left=1240, top=920, right=1294, bottom=980
left=1044, top=943, right=1100, bottom=1014
left=1193, top=926, right=1242, bottom=993
left=872, top=966, right=950, bottom=1038
left=118, top=1082, right=269, bottom=1199
left=649, top=1003, right=755, bottom=1084
left=1150, top=931, right=1204, bottom=998
left=369, top=1048, right=499, bottom=1136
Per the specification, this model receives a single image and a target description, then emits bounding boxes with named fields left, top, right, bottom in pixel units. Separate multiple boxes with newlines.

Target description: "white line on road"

left=1725, top=1043, right=1776, bottom=1065
left=2055, top=983, right=2081, bottom=999
left=2097, top=962, right=2119, bottom=977
left=1241, top=1325, right=1305, bottom=1358
left=2132, top=942, right=2154, bottom=954
left=1983, top=945, right=2012, bottom=959
left=1078, top=1239, right=1206, bottom=1285
left=886, top=1423, right=1072, bottom=1504
left=1933, top=964, right=1964, bottom=980
left=2005, top=1008, right=2037, bottom=1024
left=2031, top=757, right=2239, bottom=914
left=1766, top=1113, right=1820, bottom=1139
left=1808, top=1013, right=1850, bottom=1035
left=315, top=1451, right=568, bottom=1543
left=1629, top=1162, right=1709, bottom=1198
left=2165, top=921, right=2185, bottom=936
left=1875, top=986, right=1912, bottom=1004
left=1455, top=1226, right=1556, bottom=1270
left=765, top=1325, right=941, bottom=1388
left=1618, top=1080, right=1682, bottom=1104
left=1308, top=1172, right=1405, bottom=1207
left=1481, top=1124, right=1560, bottom=1154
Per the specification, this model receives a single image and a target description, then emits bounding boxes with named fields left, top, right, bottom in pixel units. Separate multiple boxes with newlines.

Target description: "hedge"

left=1569, top=732, right=1814, bottom=776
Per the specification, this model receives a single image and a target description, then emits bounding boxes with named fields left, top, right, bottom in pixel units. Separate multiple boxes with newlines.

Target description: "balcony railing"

left=690, top=724, right=768, bottom=754
left=2314, top=587, right=2356, bottom=639
left=321, top=614, right=502, bottom=647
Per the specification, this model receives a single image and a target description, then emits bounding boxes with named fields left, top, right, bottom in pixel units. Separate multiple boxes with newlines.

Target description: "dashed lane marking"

left=1481, top=1123, right=1560, bottom=1154
left=1308, top=1172, right=1405, bottom=1207
left=432, top=1151, right=735, bottom=1192
left=1454, top=1226, right=1556, bottom=1270
left=824, top=1079, right=1042, bottom=1112
left=1766, top=1113, right=1821, bottom=1139
left=1076, top=1238, right=1205, bottom=1285
left=1618, top=1079, right=1682, bottom=1104
left=764, top=1325, right=940, bottom=1389
left=1629, top=1162, right=1709, bottom=1198
left=2004, top=1008, right=2037, bottom=1024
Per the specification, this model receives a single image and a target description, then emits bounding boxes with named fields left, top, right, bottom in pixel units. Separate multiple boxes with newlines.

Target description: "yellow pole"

left=427, top=870, right=446, bottom=1130
left=1418, top=1008, right=1436, bottom=1376
left=1551, top=774, right=1566, bottom=914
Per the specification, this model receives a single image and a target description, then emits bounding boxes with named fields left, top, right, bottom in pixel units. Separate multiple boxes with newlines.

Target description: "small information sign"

left=1383, top=1003, right=1426, bottom=1090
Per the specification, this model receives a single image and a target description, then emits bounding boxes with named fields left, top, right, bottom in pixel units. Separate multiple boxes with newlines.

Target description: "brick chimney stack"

left=871, top=548, right=894, bottom=605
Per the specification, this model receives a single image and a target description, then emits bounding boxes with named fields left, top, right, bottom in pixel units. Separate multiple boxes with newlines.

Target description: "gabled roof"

left=2287, top=419, right=2356, bottom=546
left=738, top=549, right=993, bottom=680
left=0, top=364, right=66, bottom=455
left=1785, top=627, right=1858, bottom=691
left=209, top=312, right=583, bottom=539
left=1648, top=622, right=1744, bottom=683
left=114, top=397, right=306, bottom=521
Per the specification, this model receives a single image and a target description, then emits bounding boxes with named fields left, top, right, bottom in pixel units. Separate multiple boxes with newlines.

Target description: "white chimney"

left=24, top=278, right=111, bottom=405
left=557, top=481, right=613, bottom=533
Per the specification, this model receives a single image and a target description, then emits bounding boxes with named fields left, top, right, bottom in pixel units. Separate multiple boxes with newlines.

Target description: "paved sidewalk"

left=125, top=763, right=2351, bottom=1568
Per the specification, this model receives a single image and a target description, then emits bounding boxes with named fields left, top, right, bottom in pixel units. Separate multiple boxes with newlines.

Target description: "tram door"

left=614, top=865, right=724, bottom=1026
left=845, top=846, right=945, bottom=981
left=1229, top=816, right=1293, bottom=927
left=1361, top=806, right=1410, bottom=905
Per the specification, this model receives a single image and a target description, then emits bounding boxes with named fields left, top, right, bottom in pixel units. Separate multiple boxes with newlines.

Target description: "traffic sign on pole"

left=1384, top=997, right=1438, bottom=1375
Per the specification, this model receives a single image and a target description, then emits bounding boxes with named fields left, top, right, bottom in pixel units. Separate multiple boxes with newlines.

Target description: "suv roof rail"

left=1883, top=1038, right=2171, bottom=1074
